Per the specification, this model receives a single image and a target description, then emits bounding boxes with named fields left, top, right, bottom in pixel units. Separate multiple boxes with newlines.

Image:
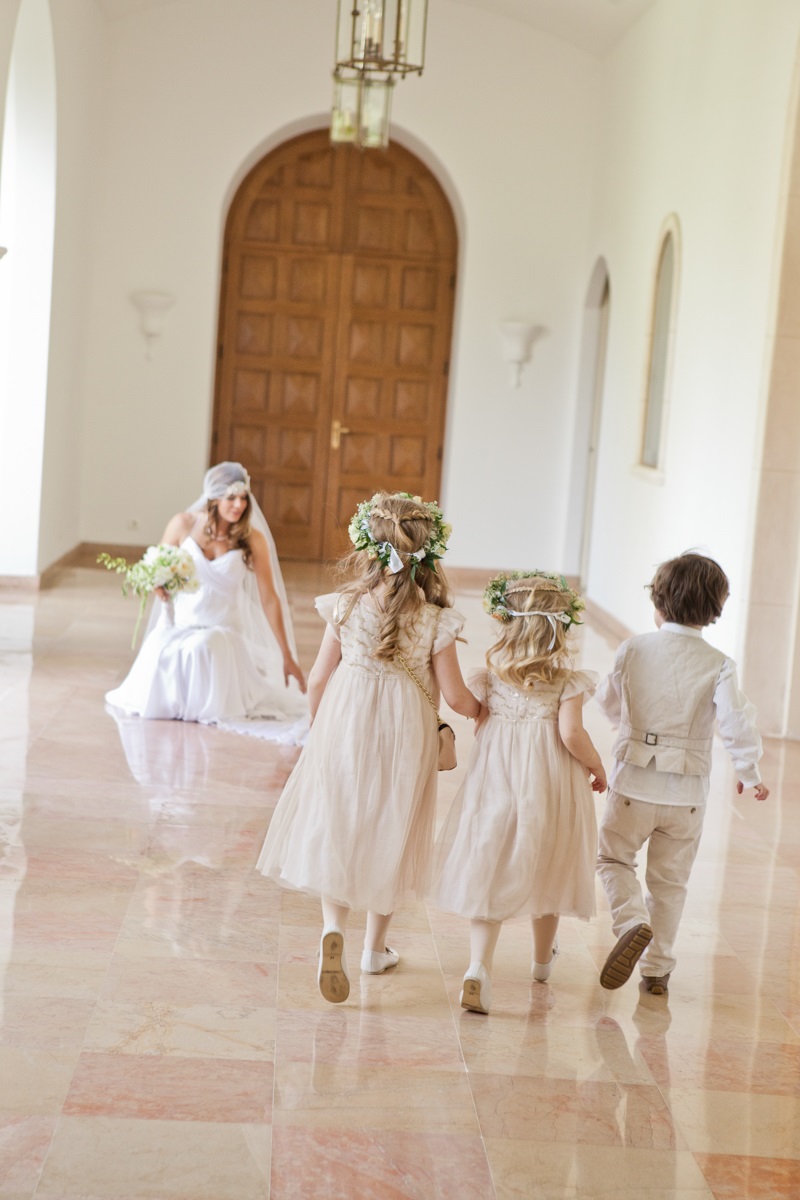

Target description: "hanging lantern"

left=331, top=0, right=429, bottom=149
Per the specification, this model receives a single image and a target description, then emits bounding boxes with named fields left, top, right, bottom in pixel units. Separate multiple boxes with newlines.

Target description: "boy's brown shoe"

left=641, top=973, right=670, bottom=995
left=599, top=923, right=653, bottom=990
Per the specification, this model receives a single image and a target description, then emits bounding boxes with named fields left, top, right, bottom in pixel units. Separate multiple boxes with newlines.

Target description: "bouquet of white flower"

left=98, top=543, right=199, bottom=648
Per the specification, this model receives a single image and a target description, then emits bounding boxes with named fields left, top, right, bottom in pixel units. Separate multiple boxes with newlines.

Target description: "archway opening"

left=565, top=257, right=611, bottom=590
left=0, top=0, right=56, bottom=577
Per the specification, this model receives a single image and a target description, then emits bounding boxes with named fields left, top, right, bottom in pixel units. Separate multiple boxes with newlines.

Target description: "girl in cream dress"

left=257, top=492, right=483, bottom=1004
left=431, top=572, right=606, bottom=1014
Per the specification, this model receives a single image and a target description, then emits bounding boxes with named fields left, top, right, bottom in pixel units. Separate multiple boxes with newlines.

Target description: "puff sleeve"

left=314, top=593, right=343, bottom=641
left=467, top=670, right=490, bottom=706
left=432, top=607, right=466, bottom=655
left=560, top=669, right=599, bottom=705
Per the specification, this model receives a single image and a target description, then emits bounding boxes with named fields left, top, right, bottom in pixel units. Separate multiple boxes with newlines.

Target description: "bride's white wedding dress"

left=105, top=537, right=307, bottom=743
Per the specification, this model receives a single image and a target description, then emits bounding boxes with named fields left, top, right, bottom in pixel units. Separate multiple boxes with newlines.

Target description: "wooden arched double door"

left=212, top=130, right=458, bottom=561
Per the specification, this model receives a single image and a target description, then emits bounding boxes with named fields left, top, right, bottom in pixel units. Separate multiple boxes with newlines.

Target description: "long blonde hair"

left=336, top=492, right=452, bottom=662
left=487, top=576, right=576, bottom=688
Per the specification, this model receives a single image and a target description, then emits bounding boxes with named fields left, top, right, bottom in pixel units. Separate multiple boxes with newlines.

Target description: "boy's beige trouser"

left=597, top=790, right=705, bottom=978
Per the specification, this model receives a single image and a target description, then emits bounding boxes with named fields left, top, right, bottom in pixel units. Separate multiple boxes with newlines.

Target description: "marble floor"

left=1, top=563, right=799, bottom=1199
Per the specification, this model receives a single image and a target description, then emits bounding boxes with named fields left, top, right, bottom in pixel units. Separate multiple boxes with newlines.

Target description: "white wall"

left=76, top=0, right=599, bottom=568
left=37, top=0, right=107, bottom=572
left=583, top=0, right=800, bottom=657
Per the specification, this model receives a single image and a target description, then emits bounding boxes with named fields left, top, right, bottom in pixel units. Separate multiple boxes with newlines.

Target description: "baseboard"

left=0, top=542, right=150, bottom=592
left=0, top=574, right=40, bottom=591
left=62, top=542, right=149, bottom=571
left=583, top=596, right=634, bottom=646
left=446, top=567, right=580, bottom=592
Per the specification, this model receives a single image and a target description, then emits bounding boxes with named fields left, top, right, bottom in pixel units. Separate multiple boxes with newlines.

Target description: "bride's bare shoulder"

left=162, top=510, right=197, bottom=542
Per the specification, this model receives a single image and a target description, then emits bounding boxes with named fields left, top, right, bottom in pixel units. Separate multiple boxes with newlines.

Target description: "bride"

left=105, top=462, right=307, bottom=741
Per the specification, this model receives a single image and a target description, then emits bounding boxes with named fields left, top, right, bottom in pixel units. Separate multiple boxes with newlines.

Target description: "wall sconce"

left=499, top=320, right=546, bottom=387
left=130, top=290, right=174, bottom=358
left=0, top=247, right=7, bottom=260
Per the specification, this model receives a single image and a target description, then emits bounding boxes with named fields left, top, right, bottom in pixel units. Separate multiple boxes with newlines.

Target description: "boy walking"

left=596, top=553, right=768, bottom=994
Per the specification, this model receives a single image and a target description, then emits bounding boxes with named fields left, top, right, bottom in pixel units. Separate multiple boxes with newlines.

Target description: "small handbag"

left=395, top=651, right=457, bottom=771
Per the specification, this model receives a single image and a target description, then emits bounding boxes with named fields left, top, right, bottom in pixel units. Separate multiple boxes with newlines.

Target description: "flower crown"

left=348, top=492, right=452, bottom=576
left=483, top=570, right=585, bottom=627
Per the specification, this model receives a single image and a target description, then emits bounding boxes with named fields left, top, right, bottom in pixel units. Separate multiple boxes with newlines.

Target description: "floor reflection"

left=1, top=566, right=799, bottom=1198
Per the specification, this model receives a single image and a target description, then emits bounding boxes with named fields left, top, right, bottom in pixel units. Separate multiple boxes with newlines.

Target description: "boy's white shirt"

left=596, top=622, right=762, bottom=807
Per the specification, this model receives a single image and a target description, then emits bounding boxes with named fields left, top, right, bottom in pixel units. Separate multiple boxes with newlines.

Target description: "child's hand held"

left=591, top=766, right=607, bottom=793
left=736, top=780, right=769, bottom=801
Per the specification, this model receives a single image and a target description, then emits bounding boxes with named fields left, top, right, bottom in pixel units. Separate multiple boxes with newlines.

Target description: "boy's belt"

left=619, top=723, right=711, bottom=752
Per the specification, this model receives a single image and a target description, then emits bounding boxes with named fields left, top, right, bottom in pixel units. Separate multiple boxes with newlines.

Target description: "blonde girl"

left=431, top=572, right=606, bottom=1014
left=256, top=492, right=482, bottom=1003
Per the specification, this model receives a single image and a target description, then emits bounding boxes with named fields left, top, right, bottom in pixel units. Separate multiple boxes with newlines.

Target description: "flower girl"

left=431, top=572, right=606, bottom=1014
left=256, top=492, right=482, bottom=1003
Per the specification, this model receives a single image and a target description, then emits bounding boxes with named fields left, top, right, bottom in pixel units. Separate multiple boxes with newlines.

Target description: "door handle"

left=330, top=419, right=352, bottom=450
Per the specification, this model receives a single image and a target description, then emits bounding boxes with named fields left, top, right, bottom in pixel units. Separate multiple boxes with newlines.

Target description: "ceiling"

left=96, top=0, right=659, bottom=58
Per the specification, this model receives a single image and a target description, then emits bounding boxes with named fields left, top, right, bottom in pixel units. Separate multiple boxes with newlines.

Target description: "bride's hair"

left=204, top=496, right=254, bottom=568
left=335, top=491, right=452, bottom=663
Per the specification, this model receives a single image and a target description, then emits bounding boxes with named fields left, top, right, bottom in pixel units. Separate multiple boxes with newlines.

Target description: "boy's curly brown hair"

left=648, top=552, right=729, bottom=627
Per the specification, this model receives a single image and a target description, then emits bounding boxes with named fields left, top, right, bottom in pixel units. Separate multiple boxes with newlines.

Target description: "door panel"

left=214, top=131, right=457, bottom=561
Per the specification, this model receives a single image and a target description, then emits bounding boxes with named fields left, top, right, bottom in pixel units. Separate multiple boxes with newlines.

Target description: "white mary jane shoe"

left=460, top=962, right=492, bottom=1014
left=318, top=928, right=350, bottom=1003
left=361, top=946, right=400, bottom=975
left=532, top=940, right=560, bottom=983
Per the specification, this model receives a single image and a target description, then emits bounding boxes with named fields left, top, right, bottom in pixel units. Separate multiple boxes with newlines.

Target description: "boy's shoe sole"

left=599, top=923, right=653, bottom=990
left=318, top=930, right=350, bottom=1004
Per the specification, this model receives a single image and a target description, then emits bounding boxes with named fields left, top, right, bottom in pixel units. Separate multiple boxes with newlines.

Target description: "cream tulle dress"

left=256, top=593, right=464, bottom=915
left=431, top=668, right=599, bottom=922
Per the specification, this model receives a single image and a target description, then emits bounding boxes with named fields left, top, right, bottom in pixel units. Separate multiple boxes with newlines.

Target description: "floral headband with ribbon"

left=348, top=492, right=452, bottom=578
left=483, top=570, right=584, bottom=649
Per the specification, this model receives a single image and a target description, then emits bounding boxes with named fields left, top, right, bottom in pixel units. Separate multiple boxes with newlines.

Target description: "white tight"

left=321, top=896, right=394, bottom=954
left=468, top=914, right=560, bottom=972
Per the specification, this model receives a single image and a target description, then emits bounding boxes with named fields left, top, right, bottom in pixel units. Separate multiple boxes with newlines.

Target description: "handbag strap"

left=395, top=651, right=443, bottom=725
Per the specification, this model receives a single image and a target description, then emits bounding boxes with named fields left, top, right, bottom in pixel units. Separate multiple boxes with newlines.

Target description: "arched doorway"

left=212, top=129, right=458, bottom=561
left=0, top=0, right=56, bottom=577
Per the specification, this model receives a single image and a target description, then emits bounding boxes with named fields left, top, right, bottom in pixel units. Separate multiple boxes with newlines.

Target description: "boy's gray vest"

left=612, top=631, right=726, bottom=776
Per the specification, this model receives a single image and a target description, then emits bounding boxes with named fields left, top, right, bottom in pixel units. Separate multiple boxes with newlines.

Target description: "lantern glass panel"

left=331, top=74, right=360, bottom=144
left=360, top=77, right=393, bottom=147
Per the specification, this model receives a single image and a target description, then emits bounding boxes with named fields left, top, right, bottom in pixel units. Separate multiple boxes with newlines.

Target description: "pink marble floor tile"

left=273, top=1062, right=477, bottom=1134
left=63, top=1052, right=273, bottom=1123
left=694, top=1153, right=800, bottom=1199
left=485, top=1140, right=715, bottom=1200
left=637, top=1035, right=800, bottom=1094
left=276, top=1009, right=465, bottom=1071
left=18, top=815, right=151, bottom=855
left=0, top=1115, right=56, bottom=1200
left=277, top=961, right=451, bottom=1019
left=22, top=848, right=141, bottom=886
left=269, top=1127, right=495, bottom=1200
left=100, top=957, right=277, bottom=1008
left=0, top=996, right=95, bottom=1050
left=9, top=908, right=125, bottom=954
left=470, top=1073, right=683, bottom=1149
left=0, top=1046, right=80, bottom=1116
left=34, top=1115, right=272, bottom=1199
left=1, top=957, right=110, bottom=999
left=458, top=1015, right=656, bottom=1084
left=82, top=999, right=276, bottom=1061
